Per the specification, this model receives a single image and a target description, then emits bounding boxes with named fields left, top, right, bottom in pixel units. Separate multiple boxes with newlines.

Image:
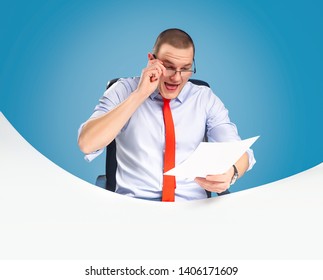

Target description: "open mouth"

left=164, top=82, right=179, bottom=91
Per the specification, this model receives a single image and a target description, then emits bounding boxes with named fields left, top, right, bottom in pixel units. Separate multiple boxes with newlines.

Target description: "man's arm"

left=194, top=152, right=249, bottom=193
left=78, top=54, right=165, bottom=154
left=78, top=90, right=146, bottom=154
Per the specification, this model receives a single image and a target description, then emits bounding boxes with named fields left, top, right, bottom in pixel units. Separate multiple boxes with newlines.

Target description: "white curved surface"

left=0, top=111, right=323, bottom=260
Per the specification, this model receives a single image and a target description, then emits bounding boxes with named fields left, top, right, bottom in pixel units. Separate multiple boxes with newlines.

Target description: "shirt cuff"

left=84, top=148, right=104, bottom=162
left=246, top=148, right=256, bottom=171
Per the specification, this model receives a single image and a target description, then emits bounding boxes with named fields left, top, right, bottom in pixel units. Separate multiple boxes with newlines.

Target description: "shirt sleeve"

left=205, top=92, right=256, bottom=171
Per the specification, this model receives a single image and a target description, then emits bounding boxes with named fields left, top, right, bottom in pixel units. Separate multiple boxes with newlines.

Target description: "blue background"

left=1, top=0, right=322, bottom=193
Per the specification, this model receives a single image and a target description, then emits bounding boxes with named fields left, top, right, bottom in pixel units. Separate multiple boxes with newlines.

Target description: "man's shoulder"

left=184, top=80, right=216, bottom=99
left=116, top=77, right=140, bottom=91
left=103, top=77, right=140, bottom=99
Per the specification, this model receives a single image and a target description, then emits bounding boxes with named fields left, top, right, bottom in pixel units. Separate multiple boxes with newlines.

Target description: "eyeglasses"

left=153, top=55, right=196, bottom=77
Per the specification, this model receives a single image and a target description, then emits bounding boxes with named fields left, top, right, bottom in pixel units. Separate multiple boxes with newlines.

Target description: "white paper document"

left=164, top=136, right=259, bottom=178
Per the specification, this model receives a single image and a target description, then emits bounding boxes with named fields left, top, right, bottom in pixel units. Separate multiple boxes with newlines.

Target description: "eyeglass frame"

left=152, top=54, right=196, bottom=77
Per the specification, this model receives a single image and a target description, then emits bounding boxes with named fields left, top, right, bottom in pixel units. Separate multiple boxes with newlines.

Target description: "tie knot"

left=163, top=97, right=171, bottom=105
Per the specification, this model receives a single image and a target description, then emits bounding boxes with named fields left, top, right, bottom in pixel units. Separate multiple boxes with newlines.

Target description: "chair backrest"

left=103, top=78, right=229, bottom=198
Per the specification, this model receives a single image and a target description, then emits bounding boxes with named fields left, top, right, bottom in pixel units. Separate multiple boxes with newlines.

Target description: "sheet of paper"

left=164, top=136, right=259, bottom=179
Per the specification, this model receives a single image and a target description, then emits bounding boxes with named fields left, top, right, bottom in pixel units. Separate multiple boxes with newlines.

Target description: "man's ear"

left=148, top=53, right=155, bottom=60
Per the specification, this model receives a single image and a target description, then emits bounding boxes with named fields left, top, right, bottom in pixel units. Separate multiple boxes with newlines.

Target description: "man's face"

left=156, top=43, right=194, bottom=99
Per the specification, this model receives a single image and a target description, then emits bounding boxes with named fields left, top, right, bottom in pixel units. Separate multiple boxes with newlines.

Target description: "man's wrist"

left=230, top=164, right=239, bottom=185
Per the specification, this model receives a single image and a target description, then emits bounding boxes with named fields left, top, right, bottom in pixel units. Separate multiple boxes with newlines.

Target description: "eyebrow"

left=163, top=59, right=192, bottom=68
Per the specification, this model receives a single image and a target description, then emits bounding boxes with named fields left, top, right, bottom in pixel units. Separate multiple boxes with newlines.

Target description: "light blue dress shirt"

left=80, top=77, right=255, bottom=201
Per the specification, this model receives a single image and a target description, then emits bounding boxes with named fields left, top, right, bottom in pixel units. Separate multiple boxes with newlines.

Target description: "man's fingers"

left=146, top=68, right=161, bottom=82
left=194, top=177, right=229, bottom=193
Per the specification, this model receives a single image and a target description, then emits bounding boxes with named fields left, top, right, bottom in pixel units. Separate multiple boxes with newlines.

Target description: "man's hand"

left=194, top=166, right=235, bottom=193
left=136, top=53, right=166, bottom=98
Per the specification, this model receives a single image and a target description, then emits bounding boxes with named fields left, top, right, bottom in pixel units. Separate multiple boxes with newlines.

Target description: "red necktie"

left=162, top=98, right=176, bottom=202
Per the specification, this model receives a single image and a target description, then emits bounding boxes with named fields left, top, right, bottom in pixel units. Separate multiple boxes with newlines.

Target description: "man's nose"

left=170, top=71, right=182, bottom=81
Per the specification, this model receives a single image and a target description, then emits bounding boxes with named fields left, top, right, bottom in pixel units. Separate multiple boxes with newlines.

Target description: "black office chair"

left=95, top=78, right=230, bottom=198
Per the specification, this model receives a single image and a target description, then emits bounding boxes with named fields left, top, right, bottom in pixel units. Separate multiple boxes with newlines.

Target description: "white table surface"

left=1, top=112, right=322, bottom=260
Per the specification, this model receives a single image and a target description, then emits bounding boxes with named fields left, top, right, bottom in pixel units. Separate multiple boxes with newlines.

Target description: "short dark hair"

left=153, top=28, right=195, bottom=57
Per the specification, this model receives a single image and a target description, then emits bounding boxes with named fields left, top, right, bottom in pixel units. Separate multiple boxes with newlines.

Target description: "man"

left=78, top=28, right=255, bottom=201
